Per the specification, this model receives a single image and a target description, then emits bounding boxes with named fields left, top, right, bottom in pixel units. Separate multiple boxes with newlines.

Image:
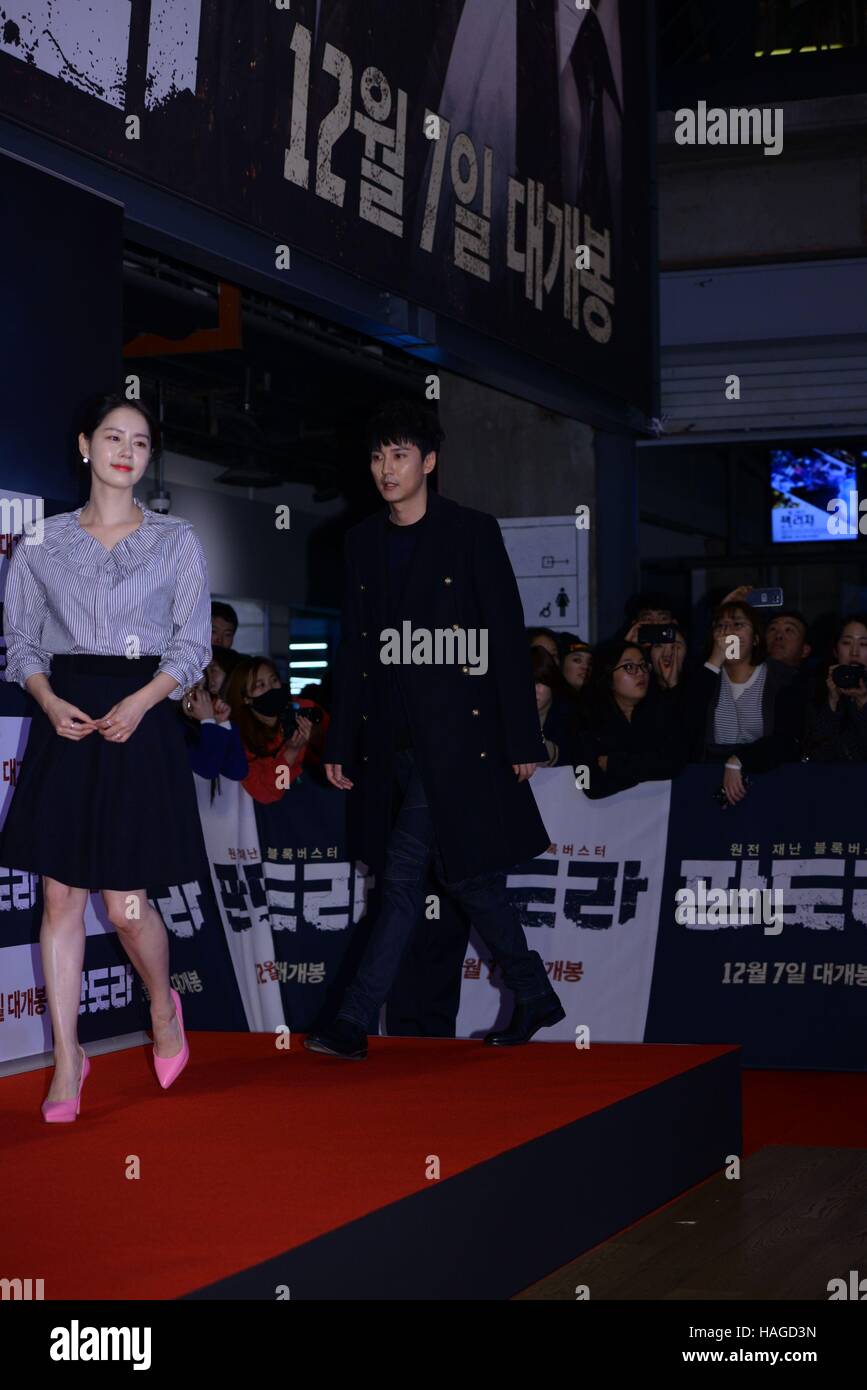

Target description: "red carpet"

left=741, top=1068, right=867, bottom=1153
left=1, top=1035, right=732, bottom=1300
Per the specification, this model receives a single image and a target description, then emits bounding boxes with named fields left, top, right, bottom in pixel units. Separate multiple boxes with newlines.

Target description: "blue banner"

left=645, top=764, right=867, bottom=1069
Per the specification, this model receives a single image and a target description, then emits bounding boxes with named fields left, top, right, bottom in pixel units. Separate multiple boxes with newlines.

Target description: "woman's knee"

left=101, top=889, right=149, bottom=932
left=41, top=876, right=87, bottom=925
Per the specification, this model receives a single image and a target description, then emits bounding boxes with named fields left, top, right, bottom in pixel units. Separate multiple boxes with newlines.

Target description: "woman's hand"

left=184, top=686, right=215, bottom=722
left=652, top=643, right=680, bottom=689
left=280, top=715, right=313, bottom=768
left=826, top=665, right=841, bottom=713
left=720, top=584, right=752, bottom=606
left=722, top=761, right=747, bottom=805
left=95, top=691, right=152, bottom=744
left=288, top=715, right=313, bottom=749
left=44, top=695, right=99, bottom=742
left=212, top=696, right=231, bottom=722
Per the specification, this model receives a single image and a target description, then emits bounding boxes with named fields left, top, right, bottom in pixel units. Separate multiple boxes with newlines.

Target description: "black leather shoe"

left=483, top=996, right=566, bottom=1046
left=304, top=1018, right=368, bottom=1059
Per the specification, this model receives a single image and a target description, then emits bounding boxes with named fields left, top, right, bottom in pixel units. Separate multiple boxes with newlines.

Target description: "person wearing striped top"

left=0, top=395, right=211, bottom=1118
left=689, top=589, right=802, bottom=807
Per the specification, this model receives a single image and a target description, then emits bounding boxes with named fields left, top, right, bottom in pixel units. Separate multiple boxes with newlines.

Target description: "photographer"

left=804, top=615, right=867, bottom=762
left=224, top=656, right=327, bottom=804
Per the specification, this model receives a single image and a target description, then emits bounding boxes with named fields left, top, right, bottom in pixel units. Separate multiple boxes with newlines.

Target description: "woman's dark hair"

left=208, top=645, right=242, bottom=697
left=78, top=393, right=162, bottom=457
left=707, top=601, right=766, bottom=666
left=527, top=626, right=561, bottom=650
left=224, top=656, right=284, bottom=758
left=531, top=644, right=568, bottom=698
left=830, top=612, right=867, bottom=651
left=365, top=400, right=444, bottom=462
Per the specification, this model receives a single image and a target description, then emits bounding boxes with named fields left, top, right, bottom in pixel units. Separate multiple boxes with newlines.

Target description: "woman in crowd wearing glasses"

left=572, top=641, right=687, bottom=799
left=689, top=588, right=802, bottom=805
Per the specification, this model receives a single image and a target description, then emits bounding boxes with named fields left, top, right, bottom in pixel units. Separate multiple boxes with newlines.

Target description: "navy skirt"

left=0, top=654, right=209, bottom=891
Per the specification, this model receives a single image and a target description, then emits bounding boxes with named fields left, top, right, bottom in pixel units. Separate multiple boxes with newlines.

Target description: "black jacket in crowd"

left=571, top=692, right=689, bottom=799
left=805, top=693, right=867, bottom=762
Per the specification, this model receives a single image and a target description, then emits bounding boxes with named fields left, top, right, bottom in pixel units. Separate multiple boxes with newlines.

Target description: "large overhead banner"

left=0, top=0, right=654, bottom=414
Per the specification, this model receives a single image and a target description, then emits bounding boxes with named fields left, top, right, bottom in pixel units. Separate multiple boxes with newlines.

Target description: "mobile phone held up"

left=637, top=623, right=677, bottom=646
left=743, top=588, right=783, bottom=608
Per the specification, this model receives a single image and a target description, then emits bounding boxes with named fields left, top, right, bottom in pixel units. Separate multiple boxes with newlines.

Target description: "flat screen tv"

left=770, top=445, right=867, bottom=544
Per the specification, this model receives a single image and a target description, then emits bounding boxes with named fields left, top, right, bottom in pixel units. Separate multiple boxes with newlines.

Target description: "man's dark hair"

left=212, top=601, right=238, bottom=631
left=623, top=590, right=678, bottom=625
left=766, top=608, right=809, bottom=640
left=365, top=400, right=444, bottom=462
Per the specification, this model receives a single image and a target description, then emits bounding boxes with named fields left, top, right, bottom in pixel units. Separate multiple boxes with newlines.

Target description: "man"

left=765, top=610, right=812, bottom=670
left=211, top=602, right=238, bottom=649
left=305, top=400, right=565, bottom=1060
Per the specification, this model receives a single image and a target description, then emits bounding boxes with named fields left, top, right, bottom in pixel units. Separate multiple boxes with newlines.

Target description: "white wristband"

left=724, top=761, right=742, bottom=771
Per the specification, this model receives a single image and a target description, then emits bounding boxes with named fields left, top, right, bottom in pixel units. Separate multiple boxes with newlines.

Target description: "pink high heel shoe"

left=41, top=1047, right=90, bottom=1123
left=153, top=988, right=189, bottom=1090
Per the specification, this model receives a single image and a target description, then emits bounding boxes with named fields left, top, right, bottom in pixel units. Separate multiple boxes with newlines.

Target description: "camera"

left=279, top=701, right=324, bottom=736
left=832, top=663, right=867, bottom=690
left=638, top=624, right=677, bottom=646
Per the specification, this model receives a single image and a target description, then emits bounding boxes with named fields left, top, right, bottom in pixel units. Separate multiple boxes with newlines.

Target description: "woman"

left=804, top=615, right=867, bottom=762
left=530, top=645, right=578, bottom=766
left=526, top=626, right=561, bottom=664
left=0, top=395, right=211, bottom=1119
left=179, top=677, right=248, bottom=794
left=224, top=656, right=327, bottom=803
left=205, top=645, right=242, bottom=701
left=689, top=592, right=801, bottom=805
left=648, top=627, right=688, bottom=693
left=574, top=641, right=687, bottom=798
left=560, top=637, right=593, bottom=695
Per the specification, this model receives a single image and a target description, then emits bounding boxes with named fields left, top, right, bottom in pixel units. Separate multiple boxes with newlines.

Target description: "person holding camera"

left=224, top=656, right=326, bottom=804
left=804, top=615, right=867, bottom=762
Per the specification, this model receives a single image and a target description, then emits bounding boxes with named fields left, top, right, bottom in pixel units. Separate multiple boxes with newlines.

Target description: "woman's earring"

left=82, top=456, right=90, bottom=464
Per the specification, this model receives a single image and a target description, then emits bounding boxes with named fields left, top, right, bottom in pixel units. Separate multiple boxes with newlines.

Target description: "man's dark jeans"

left=338, top=748, right=555, bottom=1031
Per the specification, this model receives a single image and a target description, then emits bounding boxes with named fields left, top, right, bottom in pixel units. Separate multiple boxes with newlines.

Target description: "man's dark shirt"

left=384, top=510, right=428, bottom=751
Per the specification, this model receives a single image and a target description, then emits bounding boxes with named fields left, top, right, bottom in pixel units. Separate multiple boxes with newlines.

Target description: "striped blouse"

left=2, top=496, right=211, bottom=702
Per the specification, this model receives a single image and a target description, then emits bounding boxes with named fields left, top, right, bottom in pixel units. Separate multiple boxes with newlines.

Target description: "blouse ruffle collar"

left=43, top=497, right=168, bottom=575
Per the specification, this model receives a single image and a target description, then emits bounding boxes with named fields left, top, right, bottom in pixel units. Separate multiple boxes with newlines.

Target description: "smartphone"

left=637, top=623, right=677, bottom=646
left=743, top=588, right=783, bottom=608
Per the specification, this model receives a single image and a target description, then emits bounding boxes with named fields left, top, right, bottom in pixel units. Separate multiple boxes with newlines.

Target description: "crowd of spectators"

left=526, top=589, right=867, bottom=803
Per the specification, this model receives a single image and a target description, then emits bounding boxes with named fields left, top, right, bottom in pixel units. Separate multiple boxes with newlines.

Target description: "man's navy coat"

left=324, top=488, right=551, bottom=883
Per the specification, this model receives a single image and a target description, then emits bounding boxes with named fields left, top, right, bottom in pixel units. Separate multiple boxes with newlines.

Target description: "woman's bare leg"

left=40, top=876, right=88, bottom=1102
left=100, top=890, right=182, bottom=1057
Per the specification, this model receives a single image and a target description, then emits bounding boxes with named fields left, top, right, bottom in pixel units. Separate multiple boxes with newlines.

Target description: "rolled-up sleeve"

left=2, top=541, right=52, bottom=691
left=158, top=526, right=212, bottom=700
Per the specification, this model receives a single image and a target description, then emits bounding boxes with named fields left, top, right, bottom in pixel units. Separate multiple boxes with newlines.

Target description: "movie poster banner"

left=645, top=764, right=867, bottom=1069
left=0, top=0, right=653, bottom=414
left=456, top=768, right=672, bottom=1041
left=253, top=771, right=372, bottom=1033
